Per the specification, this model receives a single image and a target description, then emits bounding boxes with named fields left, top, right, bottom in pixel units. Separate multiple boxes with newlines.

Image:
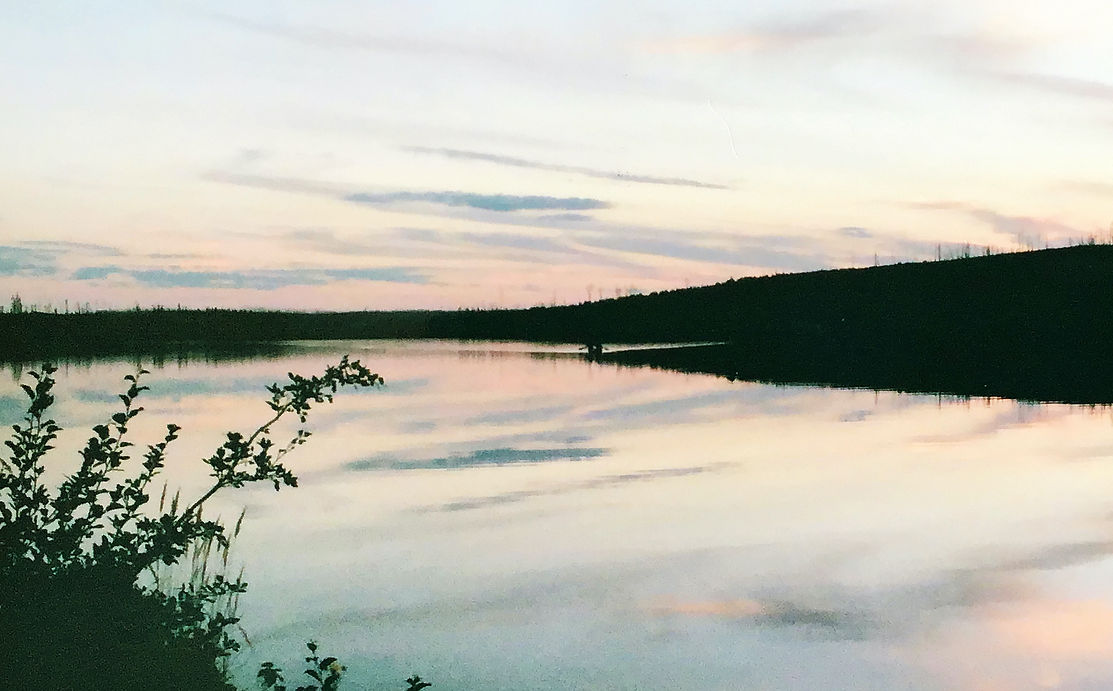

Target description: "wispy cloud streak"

left=345, top=191, right=608, bottom=212
left=994, top=71, right=1113, bottom=102
left=642, top=10, right=876, bottom=54
left=70, top=266, right=428, bottom=289
left=18, top=240, right=121, bottom=256
left=206, top=12, right=513, bottom=63
left=202, top=169, right=610, bottom=213
left=201, top=171, right=345, bottom=196
left=404, top=146, right=729, bottom=189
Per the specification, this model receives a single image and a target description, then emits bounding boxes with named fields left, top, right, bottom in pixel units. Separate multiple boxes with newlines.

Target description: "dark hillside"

left=424, top=245, right=1113, bottom=360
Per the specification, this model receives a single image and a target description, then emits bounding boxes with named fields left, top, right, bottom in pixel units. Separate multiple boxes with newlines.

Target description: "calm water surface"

left=7, top=340, right=1113, bottom=690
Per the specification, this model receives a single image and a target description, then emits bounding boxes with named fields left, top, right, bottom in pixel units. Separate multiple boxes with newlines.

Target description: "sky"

left=2, top=0, right=1112, bottom=311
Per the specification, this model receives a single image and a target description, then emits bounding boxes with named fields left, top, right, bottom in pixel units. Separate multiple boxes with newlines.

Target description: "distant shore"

left=4, top=245, right=1112, bottom=402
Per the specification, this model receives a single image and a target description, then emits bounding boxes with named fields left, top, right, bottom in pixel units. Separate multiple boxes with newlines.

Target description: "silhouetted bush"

left=257, top=641, right=346, bottom=691
left=0, top=359, right=383, bottom=688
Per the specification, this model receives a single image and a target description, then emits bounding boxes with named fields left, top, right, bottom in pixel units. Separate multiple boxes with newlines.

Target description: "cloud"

left=209, top=165, right=879, bottom=274
left=994, top=71, right=1113, bottom=102
left=281, top=220, right=836, bottom=276
left=203, top=168, right=611, bottom=214
left=1060, top=180, right=1113, bottom=197
left=71, top=266, right=122, bottom=280
left=642, top=10, right=877, bottom=54
left=0, top=246, right=56, bottom=277
left=206, top=12, right=515, bottom=64
left=455, top=231, right=572, bottom=253
left=985, top=540, right=1113, bottom=573
left=71, top=266, right=428, bottom=289
left=537, top=213, right=594, bottom=223
left=467, top=221, right=832, bottom=273
left=201, top=171, right=344, bottom=196
left=203, top=11, right=710, bottom=105
left=144, top=252, right=213, bottom=260
left=906, top=31, right=1113, bottom=107
left=18, top=240, right=121, bottom=256
left=577, top=234, right=737, bottom=265
left=2, top=241, right=128, bottom=278
left=282, top=226, right=643, bottom=273
left=345, top=190, right=608, bottom=212
left=404, top=146, right=729, bottom=190
left=979, top=598, right=1113, bottom=661
left=212, top=167, right=839, bottom=275
left=131, top=267, right=427, bottom=289
left=316, top=268, right=428, bottom=283
left=910, top=201, right=1082, bottom=245
left=573, top=229, right=831, bottom=272
left=838, top=226, right=873, bottom=238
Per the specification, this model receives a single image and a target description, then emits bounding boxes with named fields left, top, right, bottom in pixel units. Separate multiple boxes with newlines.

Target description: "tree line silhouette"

left=3, top=245, right=1112, bottom=402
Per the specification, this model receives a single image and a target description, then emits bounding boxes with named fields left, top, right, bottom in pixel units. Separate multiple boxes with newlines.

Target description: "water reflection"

left=2, top=342, right=302, bottom=383
left=422, top=464, right=722, bottom=513
left=4, top=340, right=1113, bottom=690
left=348, top=447, right=610, bottom=471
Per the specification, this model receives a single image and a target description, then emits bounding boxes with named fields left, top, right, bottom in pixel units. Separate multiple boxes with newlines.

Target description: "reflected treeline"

left=599, top=343, right=1113, bottom=405
left=2, top=342, right=299, bottom=382
left=3, top=246, right=1112, bottom=401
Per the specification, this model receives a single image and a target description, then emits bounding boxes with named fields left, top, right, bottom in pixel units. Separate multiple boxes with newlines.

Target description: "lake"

left=6, top=340, right=1113, bottom=690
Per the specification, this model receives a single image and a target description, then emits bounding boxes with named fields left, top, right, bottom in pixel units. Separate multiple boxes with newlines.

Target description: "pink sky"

left=2, top=1, right=1112, bottom=310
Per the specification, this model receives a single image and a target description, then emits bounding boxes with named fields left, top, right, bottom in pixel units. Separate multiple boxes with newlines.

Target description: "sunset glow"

left=2, top=1, right=1112, bottom=310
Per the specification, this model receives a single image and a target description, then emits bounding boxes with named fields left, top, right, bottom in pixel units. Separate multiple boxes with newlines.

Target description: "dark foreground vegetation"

left=0, top=359, right=437, bottom=689
left=3, top=245, right=1112, bottom=402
